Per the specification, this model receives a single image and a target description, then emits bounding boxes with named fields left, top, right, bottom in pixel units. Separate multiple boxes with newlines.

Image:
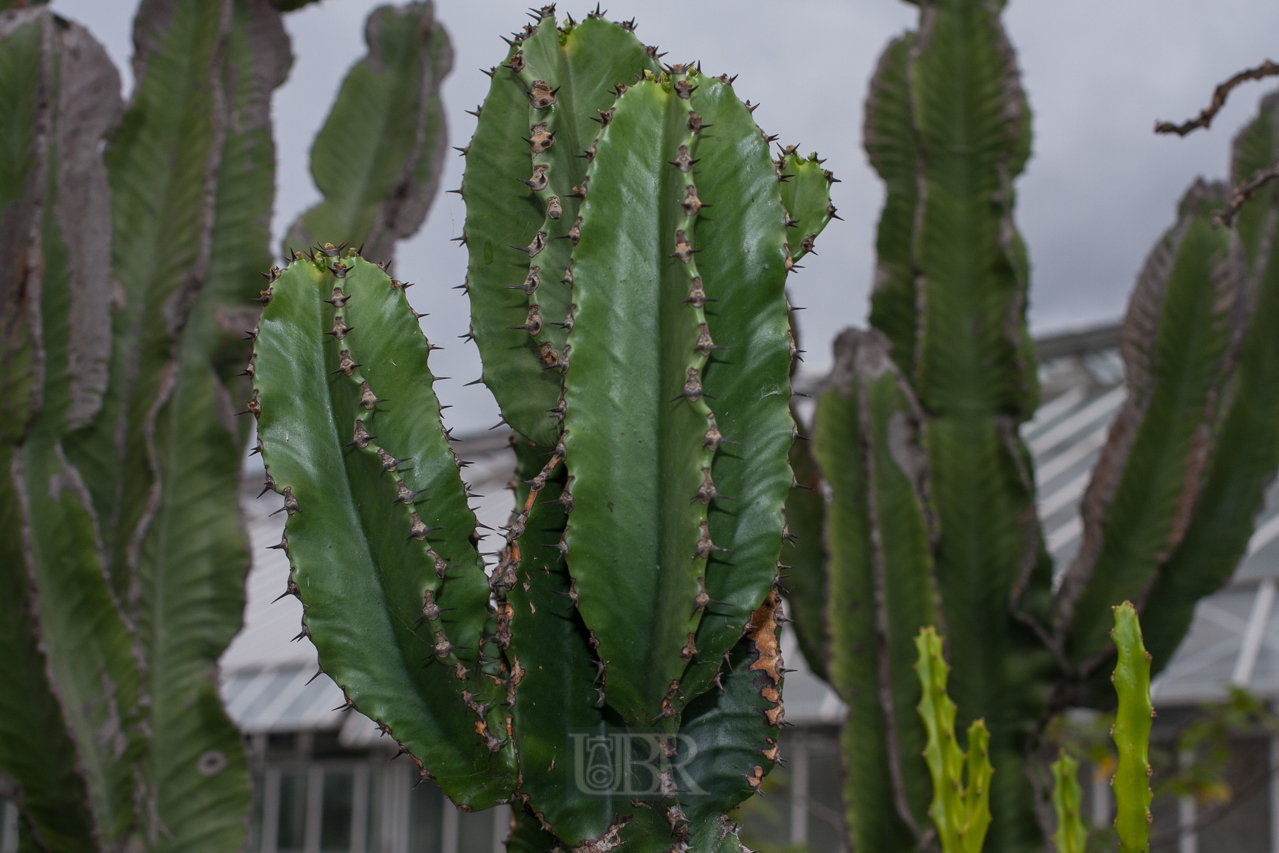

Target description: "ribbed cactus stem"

left=252, top=250, right=515, bottom=807
left=1110, top=601, right=1154, bottom=853
left=915, top=627, right=992, bottom=853
left=1050, top=751, right=1086, bottom=853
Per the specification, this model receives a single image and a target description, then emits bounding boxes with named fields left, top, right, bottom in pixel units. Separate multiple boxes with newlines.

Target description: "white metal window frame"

left=259, top=758, right=372, bottom=853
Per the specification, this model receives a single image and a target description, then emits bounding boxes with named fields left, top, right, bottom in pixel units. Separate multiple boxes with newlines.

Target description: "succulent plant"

left=783, top=0, right=1279, bottom=851
left=249, top=7, right=834, bottom=851
left=0, top=1, right=452, bottom=849
left=915, top=603, right=1153, bottom=853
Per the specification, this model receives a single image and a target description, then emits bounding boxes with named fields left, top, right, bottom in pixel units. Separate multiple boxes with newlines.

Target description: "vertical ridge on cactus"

left=130, top=4, right=291, bottom=847
left=561, top=70, right=717, bottom=729
left=864, top=33, right=920, bottom=377
left=505, top=448, right=617, bottom=844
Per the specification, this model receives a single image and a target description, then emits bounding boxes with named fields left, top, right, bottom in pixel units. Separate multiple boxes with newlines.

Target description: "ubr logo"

left=568, top=731, right=709, bottom=799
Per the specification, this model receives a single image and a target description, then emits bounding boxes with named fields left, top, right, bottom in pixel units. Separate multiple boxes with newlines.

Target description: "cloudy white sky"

left=52, top=0, right=1279, bottom=434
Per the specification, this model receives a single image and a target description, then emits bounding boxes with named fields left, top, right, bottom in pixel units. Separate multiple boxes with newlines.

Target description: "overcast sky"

left=52, top=0, right=1279, bottom=435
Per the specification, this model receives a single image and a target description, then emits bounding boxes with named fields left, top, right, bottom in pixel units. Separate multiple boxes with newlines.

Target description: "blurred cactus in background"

left=782, top=0, right=1279, bottom=851
left=0, top=0, right=451, bottom=849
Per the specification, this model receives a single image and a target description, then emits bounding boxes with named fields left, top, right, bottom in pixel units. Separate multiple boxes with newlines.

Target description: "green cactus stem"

left=780, top=419, right=829, bottom=683
left=2, top=0, right=300, bottom=847
left=814, top=329, right=939, bottom=850
left=1110, top=602, right=1153, bottom=853
left=1050, top=752, right=1086, bottom=853
left=254, top=8, right=831, bottom=849
left=252, top=253, right=515, bottom=807
left=1056, top=181, right=1246, bottom=675
left=283, top=2, right=451, bottom=263
left=460, top=10, right=659, bottom=447
left=0, top=8, right=140, bottom=848
left=1140, top=92, right=1279, bottom=675
left=864, top=32, right=919, bottom=376
left=871, top=1, right=1052, bottom=846
left=915, top=627, right=993, bottom=853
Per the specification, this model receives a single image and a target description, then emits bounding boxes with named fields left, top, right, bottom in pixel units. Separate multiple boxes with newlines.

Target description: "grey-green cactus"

left=783, top=0, right=1279, bottom=851
left=282, top=2, right=452, bottom=261
left=0, top=1, right=453, bottom=849
left=249, top=7, right=833, bottom=851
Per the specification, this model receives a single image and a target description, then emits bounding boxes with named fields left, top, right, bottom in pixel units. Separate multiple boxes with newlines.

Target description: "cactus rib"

left=0, top=8, right=139, bottom=848
left=1141, top=93, right=1279, bottom=675
left=864, top=33, right=920, bottom=376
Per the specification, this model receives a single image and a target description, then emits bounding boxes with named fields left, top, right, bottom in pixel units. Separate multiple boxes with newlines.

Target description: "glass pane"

left=321, top=770, right=355, bottom=852
left=809, top=746, right=846, bottom=853
left=246, top=771, right=264, bottom=853
left=277, top=771, right=308, bottom=852
left=408, top=779, right=443, bottom=853
left=457, top=806, right=496, bottom=853
left=1197, top=737, right=1270, bottom=853
left=365, top=766, right=382, bottom=853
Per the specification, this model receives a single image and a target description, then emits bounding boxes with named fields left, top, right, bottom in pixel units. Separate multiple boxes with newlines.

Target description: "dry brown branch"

left=1155, top=59, right=1279, bottom=136
left=1214, top=162, right=1279, bottom=228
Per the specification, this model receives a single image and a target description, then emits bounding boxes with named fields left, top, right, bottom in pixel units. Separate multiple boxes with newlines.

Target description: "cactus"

left=1049, top=752, right=1086, bottom=853
left=283, top=3, right=452, bottom=260
left=1109, top=602, right=1154, bottom=853
left=783, top=0, right=1279, bottom=851
left=0, top=9, right=144, bottom=848
left=917, top=614, right=1153, bottom=853
left=250, top=7, right=832, bottom=850
left=914, top=627, right=993, bottom=853
left=1139, top=91, right=1279, bottom=675
left=0, top=1, right=453, bottom=849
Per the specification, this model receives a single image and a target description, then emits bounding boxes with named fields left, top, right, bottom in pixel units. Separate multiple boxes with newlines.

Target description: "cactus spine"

left=0, top=1, right=452, bottom=848
left=251, top=7, right=832, bottom=850
left=784, top=1, right=1279, bottom=851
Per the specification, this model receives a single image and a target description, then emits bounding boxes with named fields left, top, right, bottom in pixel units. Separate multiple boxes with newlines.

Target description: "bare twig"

left=1155, top=59, right=1279, bottom=136
left=1213, top=162, right=1279, bottom=228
